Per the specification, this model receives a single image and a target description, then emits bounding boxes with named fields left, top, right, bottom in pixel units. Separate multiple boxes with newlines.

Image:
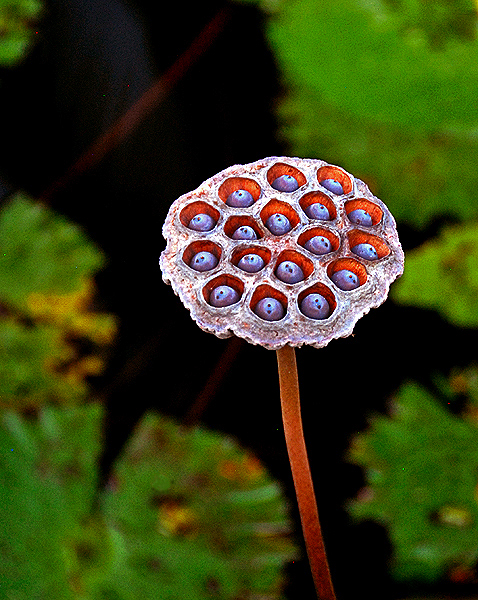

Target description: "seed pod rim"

left=160, top=156, right=404, bottom=350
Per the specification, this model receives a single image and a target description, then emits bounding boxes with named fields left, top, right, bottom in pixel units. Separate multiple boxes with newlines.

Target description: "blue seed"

left=188, top=213, right=215, bottom=231
left=209, top=285, right=240, bottom=307
left=254, top=297, right=285, bottom=321
left=237, top=254, right=265, bottom=273
left=305, top=203, right=330, bottom=220
left=226, top=189, right=254, bottom=208
left=320, top=179, right=344, bottom=195
left=271, top=175, right=299, bottom=192
left=231, top=226, right=258, bottom=240
left=189, top=251, right=218, bottom=272
left=348, top=209, right=373, bottom=227
left=304, top=235, right=331, bottom=255
left=331, top=269, right=359, bottom=291
left=351, top=243, right=378, bottom=261
left=275, top=261, right=304, bottom=284
left=300, top=293, right=330, bottom=320
left=265, top=213, right=292, bottom=235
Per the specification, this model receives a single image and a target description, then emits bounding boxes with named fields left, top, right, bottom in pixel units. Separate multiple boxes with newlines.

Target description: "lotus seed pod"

left=188, top=213, right=215, bottom=232
left=265, top=213, right=292, bottom=236
left=320, top=178, right=344, bottom=195
left=300, top=293, right=330, bottom=320
left=210, top=285, right=240, bottom=307
left=160, top=156, right=404, bottom=350
left=226, top=189, right=254, bottom=208
left=272, top=175, right=300, bottom=192
left=237, top=254, right=265, bottom=273
left=305, top=203, right=330, bottom=221
left=232, top=226, right=257, bottom=240
left=304, top=235, right=332, bottom=256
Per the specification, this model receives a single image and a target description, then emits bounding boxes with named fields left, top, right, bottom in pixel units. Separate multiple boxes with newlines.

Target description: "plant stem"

left=184, top=336, right=243, bottom=426
left=276, top=344, right=336, bottom=600
left=40, top=6, right=232, bottom=202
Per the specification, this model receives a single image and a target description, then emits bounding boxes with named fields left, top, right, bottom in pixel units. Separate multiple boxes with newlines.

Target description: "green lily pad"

left=0, top=404, right=105, bottom=599
left=266, top=0, right=478, bottom=132
left=348, top=381, right=478, bottom=581
left=0, top=194, right=104, bottom=311
left=101, top=412, right=298, bottom=599
left=392, top=222, right=478, bottom=327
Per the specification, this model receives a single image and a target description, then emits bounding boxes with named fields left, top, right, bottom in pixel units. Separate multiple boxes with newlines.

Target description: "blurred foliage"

left=257, top=0, right=478, bottom=229
left=0, top=194, right=116, bottom=409
left=277, top=86, right=478, bottom=229
left=391, top=222, right=478, bottom=327
left=0, top=405, right=297, bottom=600
left=0, top=404, right=105, bottom=599
left=0, top=194, right=296, bottom=598
left=100, top=412, right=297, bottom=600
left=0, top=194, right=104, bottom=305
left=258, top=0, right=478, bottom=589
left=0, top=0, right=42, bottom=66
left=266, top=0, right=478, bottom=132
left=348, top=376, right=478, bottom=582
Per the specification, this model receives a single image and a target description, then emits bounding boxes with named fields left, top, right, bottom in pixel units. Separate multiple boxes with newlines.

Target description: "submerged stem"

left=276, top=345, right=336, bottom=600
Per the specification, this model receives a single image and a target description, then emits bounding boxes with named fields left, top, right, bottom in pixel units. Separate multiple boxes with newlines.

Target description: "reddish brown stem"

left=40, top=6, right=232, bottom=202
left=184, top=336, right=243, bottom=426
left=276, top=345, right=336, bottom=600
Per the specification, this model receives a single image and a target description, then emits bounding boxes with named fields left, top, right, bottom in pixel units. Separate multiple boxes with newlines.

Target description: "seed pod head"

left=160, top=157, right=404, bottom=350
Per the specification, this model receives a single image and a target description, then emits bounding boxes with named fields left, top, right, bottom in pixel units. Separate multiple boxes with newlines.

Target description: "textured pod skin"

left=160, top=157, right=404, bottom=350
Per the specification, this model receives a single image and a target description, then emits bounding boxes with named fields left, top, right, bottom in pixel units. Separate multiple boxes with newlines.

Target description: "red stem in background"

left=184, top=336, right=243, bottom=426
left=276, top=345, right=336, bottom=600
left=41, top=6, right=232, bottom=202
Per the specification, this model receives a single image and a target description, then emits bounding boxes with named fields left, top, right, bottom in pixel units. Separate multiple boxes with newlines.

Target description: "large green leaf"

left=0, top=194, right=104, bottom=310
left=0, top=318, right=77, bottom=406
left=0, top=405, right=297, bottom=600
left=277, top=85, right=478, bottom=228
left=0, top=195, right=116, bottom=409
left=266, top=0, right=478, bottom=132
left=348, top=381, right=478, bottom=581
left=257, top=0, right=478, bottom=228
left=391, top=222, right=478, bottom=327
left=101, top=412, right=298, bottom=600
left=0, top=0, right=42, bottom=66
left=0, top=404, right=106, bottom=600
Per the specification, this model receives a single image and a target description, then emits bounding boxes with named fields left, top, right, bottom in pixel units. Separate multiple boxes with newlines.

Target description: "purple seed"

left=304, top=235, right=331, bottom=255
left=231, top=226, right=258, bottom=240
left=300, top=293, right=330, bottom=319
left=254, top=297, right=285, bottom=321
left=188, top=213, right=215, bottom=232
left=275, top=261, right=304, bottom=284
left=265, top=213, right=292, bottom=236
left=189, top=251, right=218, bottom=272
left=348, top=209, right=373, bottom=227
left=305, top=203, right=330, bottom=220
left=209, top=285, right=240, bottom=307
left=271, top=174, right=299, bottom=192
left=351, top=243, right=378, bottom=261
left=331, top=269, right=359, bottom=291
left=226, top=189, right=254, bottom=208
left=320, top=179, right=344, bottom=195
left=237, top=254, right=265, bottom=273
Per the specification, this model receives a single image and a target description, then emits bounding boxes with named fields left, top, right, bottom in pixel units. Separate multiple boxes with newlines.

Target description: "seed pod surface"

left=160, top=157, right=404, bottom=349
